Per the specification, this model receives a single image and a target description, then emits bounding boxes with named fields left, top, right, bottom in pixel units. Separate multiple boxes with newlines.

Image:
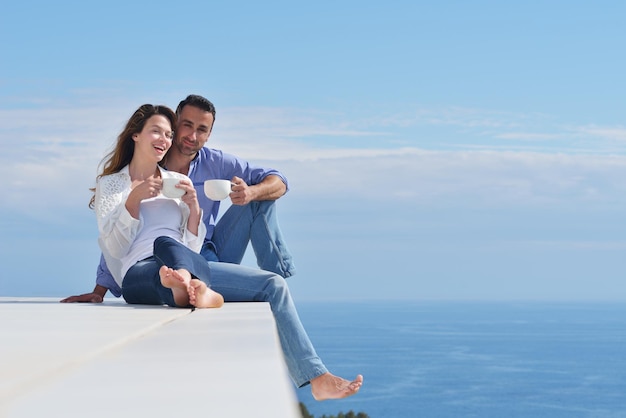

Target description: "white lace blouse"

left=95, top=165, right=206, bottom=286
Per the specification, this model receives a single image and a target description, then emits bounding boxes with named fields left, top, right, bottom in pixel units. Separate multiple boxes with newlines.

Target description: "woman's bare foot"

left=188, top=278, right=224, bottom=308
left=159, top=266, right=191, bottom=307
left=310, top=373, right=363, bottom=401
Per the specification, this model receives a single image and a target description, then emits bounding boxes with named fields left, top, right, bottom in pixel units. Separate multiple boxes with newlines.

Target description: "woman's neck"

left=128, top=160, right=160, bottom=181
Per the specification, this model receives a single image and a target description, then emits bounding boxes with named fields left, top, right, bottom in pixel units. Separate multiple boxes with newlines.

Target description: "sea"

left=294, top=300, right=626, bottom=418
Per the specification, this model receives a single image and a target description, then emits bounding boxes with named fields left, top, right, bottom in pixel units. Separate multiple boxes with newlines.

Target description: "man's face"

left=173, top=105, right=214, bottom=156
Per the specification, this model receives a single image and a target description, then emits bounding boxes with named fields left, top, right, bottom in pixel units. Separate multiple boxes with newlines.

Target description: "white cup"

left=162, top=177, right=186, bottom=198
left=204, top=179, right=233, bottom=201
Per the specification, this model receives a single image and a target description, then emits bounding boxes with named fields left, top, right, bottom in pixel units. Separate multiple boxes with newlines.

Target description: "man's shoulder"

left=190, top=147, right=243, bottom=180
left=198, top=147, right=226, bottom=159
left=196, top=147, right=241, bottom=165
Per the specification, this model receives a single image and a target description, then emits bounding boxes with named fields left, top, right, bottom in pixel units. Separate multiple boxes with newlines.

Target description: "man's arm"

left=60, top=254, right=121, bottom=303
left=230, top=174, right=286, bottom=206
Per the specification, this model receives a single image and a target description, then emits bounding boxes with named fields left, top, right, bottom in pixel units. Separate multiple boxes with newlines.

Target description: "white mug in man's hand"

left=204, top=179, right=233, bottom=201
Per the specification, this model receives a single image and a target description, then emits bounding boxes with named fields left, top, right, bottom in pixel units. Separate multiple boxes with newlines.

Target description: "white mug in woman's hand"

left=204, top=179, right=233, bottom=201
left=162, top=177, right=186, bottom=198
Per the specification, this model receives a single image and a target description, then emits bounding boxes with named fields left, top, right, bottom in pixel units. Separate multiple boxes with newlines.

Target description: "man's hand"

left=60, top=286, right=107, bottom=304
left=60, top=293, right=104, bottom=303
left=230, top=176, right=254, bottom=205
left=229, top=175, right=286, bottom=205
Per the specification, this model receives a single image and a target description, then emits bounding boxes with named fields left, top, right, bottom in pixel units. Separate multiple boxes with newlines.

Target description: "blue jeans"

left=203, top=262, right=327, bottom=387
left=205, top=200, right=296, bottom=278
left=122, top=236, right=212, bottom=308
left=201, top=201, right=327, bottom=387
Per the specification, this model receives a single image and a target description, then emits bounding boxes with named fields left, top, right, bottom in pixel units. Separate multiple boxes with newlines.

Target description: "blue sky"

left=1, top=1, right=625, bottom=301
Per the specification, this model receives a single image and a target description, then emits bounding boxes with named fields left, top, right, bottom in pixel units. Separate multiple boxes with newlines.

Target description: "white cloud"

left=495, top=132, right=565, bottom=141
left=277, top=149, right=626, bottom=208
left=575, top=125, right=626, bottom=141
left=2, top=100, right=626, bottom=222
left=414, top=106, right=531, bottom=129
left=216, top=106, right=384, bottom=139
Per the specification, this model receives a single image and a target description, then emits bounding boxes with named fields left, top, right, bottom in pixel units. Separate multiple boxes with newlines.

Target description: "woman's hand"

left=175, top=178, right=201, bottom=236
left=126, top=175, right=163, bottom=219
left=177, top=179, right=200, bottom=213
left=131, top=176, right=163, bottom=201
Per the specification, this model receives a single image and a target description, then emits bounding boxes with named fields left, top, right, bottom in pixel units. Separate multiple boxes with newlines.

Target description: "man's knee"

left=265, top=274, right=289, bottom=296
left=251, top=200, right=277, bottom=216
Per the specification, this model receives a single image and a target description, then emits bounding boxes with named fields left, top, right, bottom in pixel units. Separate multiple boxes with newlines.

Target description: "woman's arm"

left=95, top=173, right=141, bottom=259
left=175, top=175, right=206, bottom=252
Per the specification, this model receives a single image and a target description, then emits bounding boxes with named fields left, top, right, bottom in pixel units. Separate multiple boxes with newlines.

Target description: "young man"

left=62, top=94, right=363, bottom=400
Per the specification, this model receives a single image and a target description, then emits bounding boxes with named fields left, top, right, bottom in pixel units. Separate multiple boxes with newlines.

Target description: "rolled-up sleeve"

left=96, top=254, right=122, bottom=297
left=220, top=151, right=289, bottom=192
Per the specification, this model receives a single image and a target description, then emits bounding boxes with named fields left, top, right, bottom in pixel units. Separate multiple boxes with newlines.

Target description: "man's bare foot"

left=159, top=266, right=191, bottom=307
left=188, top=278, right=224, bottom=308
left=310, top=373, right=363, bottom=401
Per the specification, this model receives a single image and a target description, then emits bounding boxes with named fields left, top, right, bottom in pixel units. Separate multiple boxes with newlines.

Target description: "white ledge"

left=0, top=297, right=300, bottom=417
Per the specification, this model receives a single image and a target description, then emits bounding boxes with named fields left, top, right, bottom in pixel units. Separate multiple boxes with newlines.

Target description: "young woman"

left=93, top=104, right=223, bottom=308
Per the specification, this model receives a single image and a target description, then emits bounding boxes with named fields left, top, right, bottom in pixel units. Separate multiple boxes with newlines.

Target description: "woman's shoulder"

left=98, top=170, right=131, bottom=194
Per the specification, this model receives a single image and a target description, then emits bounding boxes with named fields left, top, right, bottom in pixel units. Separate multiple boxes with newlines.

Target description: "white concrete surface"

left=0, top=298, right=301, bottom=417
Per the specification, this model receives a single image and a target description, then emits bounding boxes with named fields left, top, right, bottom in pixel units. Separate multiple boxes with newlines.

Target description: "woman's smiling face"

left=133, top=115, right=173, bottom=162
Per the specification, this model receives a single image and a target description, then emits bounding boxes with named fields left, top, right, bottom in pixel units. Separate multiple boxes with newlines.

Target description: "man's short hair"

left=176, top=94, right=216, bottom=122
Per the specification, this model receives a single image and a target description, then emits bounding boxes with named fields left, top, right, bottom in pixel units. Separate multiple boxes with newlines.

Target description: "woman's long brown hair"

left=89, top=104, right=177, bottom=209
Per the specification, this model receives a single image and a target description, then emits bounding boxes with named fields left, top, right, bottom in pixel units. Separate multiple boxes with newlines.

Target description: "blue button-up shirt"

left=97, top=147, right=289, bottom=296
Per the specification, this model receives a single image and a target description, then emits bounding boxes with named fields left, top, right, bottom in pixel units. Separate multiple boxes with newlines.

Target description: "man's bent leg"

left=212, top=200, right=296, bottom=277
left=204, top=261, right=326, bottom=386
